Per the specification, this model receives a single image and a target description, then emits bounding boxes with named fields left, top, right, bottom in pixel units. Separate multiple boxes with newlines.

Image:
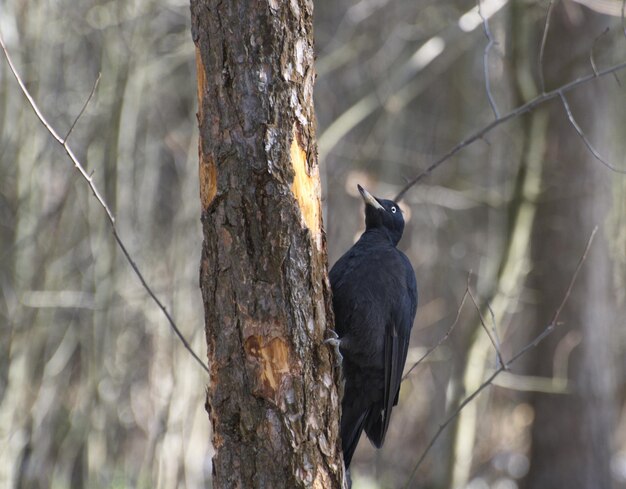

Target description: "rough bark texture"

left=191, top=1, right=344, bottom=488
left=522, top=8, right=617, bottom=489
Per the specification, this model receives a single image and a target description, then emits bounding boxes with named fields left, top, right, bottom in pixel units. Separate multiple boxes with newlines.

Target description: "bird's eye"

left=391, top=206, right=397, bottom=213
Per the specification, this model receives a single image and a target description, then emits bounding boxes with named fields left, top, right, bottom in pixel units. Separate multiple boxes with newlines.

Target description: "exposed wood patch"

left=290, top=129, right=321, bottom=244
left=195, top=46, right=207, bottom=120
left=196, top=46, right=216, bottom=209
left=199, top=151, right=217, bottom=209
left=244, top=335, right=291, bottom=402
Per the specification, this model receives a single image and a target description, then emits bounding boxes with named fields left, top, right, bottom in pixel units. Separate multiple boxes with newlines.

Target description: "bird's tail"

left=341, top=401, right=369, bottom=468
left=363, top=402, right=386, bottom=447
left=365, top=385, right=402, bottom=447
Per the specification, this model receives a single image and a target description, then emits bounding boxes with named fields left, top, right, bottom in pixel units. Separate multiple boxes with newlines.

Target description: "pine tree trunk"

left=190, top=2, right=345, bottom=488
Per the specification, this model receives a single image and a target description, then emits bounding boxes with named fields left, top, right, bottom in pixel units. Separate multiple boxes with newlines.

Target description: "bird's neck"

left=361, top=227, right=398, bottom=246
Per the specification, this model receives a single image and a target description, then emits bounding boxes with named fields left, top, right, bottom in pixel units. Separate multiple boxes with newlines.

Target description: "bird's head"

left=358, top=184, right=405, bottom=245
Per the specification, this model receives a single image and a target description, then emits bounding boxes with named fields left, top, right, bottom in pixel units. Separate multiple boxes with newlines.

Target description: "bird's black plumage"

left=329, top=185, right=417, bottom=469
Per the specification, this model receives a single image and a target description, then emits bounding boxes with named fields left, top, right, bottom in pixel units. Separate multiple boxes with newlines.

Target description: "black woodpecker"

left=329, top=184, right=418, bottom=468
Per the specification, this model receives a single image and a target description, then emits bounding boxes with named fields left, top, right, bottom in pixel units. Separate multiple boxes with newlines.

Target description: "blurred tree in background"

left=1, top=1, right=208, bottom=487
left=1, top=1, right=625, bottom=489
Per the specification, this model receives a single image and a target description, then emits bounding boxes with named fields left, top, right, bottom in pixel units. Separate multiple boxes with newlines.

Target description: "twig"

left=467, top=283, right=506, bottom=369
left=549, top=226, right=598, bottom=323
left=402, top=285, right=470, bottom=381
left=589, top=28, right=609, bottom=77
left=558, top=91, right=626, bottom=174
left=538, top=0, right=557, bottom=94
left=478, top=0, right=500, bottom=119
left=622, top=0, right=626, bottom=40
left=485, top=299, right=503, bottom=368
left=403, top=226, right=598, bottom=488
left=0, top=33, right=211, bottom=375
left=0, top=35, right=114, bottom=222
left=65, top=73, right=101, bottom=142
left=591, top=27, right=621, bottom=87
left=394, top=59, right=626, bottom=201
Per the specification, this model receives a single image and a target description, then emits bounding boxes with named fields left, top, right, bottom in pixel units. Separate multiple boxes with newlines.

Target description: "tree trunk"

left=523, top=6, right=617, bottom=489
left=190, top=2, right=344, bottom=488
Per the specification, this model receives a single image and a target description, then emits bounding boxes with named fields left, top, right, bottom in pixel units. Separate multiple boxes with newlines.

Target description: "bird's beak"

left=358, top=184, right=384, bottom=210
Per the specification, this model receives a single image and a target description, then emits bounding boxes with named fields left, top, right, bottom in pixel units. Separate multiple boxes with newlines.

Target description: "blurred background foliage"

left=1, top=0, right=626, bottom=488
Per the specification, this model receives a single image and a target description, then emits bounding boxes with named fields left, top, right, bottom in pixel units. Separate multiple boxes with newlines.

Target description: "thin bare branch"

left=590, top=27, right=609, bottom=76
left=558, top=91, right=626, bottom=174
left=394, top=59, right=626, bottom=201
left=538, top=0, right=557, bottom=94
left=402, top=285, right=470, bottom=381
left=0, top=35, right=114, bottom=222
left=485, top=299, right=503, bottom=367
left=402, top=289, right=467, bottom=382
left=467, top=284, right=506, bottom=369
left=589, top=28, right=620, bottom=87
left=478, top=0, right=500, bottom=119
left=622, top=0, right=626, bottom=40
left=65, top=73, right=101, bottom=142
left=403, top=226, right=598, bottom=488
left=0, top=33, right=211, bottom=375
left=550, top=226, right=598, bottom=323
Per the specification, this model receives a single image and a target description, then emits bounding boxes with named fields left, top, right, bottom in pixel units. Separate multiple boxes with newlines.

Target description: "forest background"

left=1, top=0, right=626, bottom=488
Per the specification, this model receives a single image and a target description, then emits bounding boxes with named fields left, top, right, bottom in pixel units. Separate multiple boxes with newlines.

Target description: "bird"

left=328, top=184, right=418, bottom=469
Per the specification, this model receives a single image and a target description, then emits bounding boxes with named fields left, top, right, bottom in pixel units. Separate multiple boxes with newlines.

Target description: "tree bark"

left=191, top=2, right=344, bottom=488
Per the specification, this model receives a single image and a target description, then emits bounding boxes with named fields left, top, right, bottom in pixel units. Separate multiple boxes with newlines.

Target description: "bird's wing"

left=367, top=255, right=417, bottom=446
left=383, top=299, right=411, bottom=437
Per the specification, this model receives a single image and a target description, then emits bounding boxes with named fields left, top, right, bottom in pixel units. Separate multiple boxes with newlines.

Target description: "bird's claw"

left=325, top=331, right=343, bottom=366
left=326, top=328, right=339, bottom=340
